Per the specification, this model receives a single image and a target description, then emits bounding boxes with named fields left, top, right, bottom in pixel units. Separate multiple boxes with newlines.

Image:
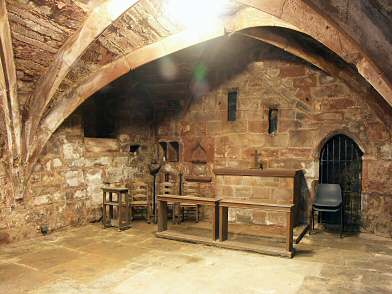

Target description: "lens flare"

left=166, top=0, right=228, bottom=30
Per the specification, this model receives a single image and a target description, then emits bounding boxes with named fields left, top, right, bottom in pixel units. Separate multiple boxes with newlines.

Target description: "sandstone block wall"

left=0, top=101, right=154, bottom=242
left=1, top=47, right=392, bottom=242
left=157, top=52, right=392, bottom=237
left=216, top=175, right=295, bottom=226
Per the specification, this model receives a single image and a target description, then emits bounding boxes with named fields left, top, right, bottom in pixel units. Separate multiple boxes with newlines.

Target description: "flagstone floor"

left=1, top=221, right=391, bottom=293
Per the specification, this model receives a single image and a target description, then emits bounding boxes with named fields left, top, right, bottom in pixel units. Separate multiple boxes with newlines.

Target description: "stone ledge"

left=213, top=168, right=302, bottom=178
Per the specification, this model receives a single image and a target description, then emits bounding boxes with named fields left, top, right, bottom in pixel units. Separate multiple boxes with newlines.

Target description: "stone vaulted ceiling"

left=0, top=0, right=392, bottom=199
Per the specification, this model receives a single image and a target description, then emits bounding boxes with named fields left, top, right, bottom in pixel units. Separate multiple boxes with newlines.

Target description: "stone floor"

left=1, top=222, right=392, bottom=294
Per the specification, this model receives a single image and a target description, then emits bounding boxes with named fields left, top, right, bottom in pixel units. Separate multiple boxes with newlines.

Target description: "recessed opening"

left=129, top=144, right=141, bottom=153
left=159, top=141, right=180, bottom=162
left=168, top=141, right=180, bottom=162
left=268, top=108, right=278, bottom=135
left=159, top=142, right=168, bottom=161
left=228, top=90, right=238, bottom=121
left=82, top=91, right=117, bottom=138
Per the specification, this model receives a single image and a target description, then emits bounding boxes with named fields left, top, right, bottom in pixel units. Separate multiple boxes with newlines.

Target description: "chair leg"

left=172, top=205, right=176, bottom=224
left=146, top=205, right=151, bottom=224
left=195, top=205, right=199, bottom=223
left=311, top=207, right=314, bottom=232
left=340, top=206, right=344, bottom=238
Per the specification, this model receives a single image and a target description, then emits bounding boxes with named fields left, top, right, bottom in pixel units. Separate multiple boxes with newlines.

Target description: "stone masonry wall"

left=0, top=97, right=155, bottom=243
left=1, top=48, right=391, bottom=242
left=216, top=175, right=295, bottom=226
left=157, top=52, right=392, bottom=237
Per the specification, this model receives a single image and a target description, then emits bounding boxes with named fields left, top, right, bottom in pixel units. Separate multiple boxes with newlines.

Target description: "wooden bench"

left=219, top=199, right=294, bottom=257
left=157, top=194, right=219, bottom=240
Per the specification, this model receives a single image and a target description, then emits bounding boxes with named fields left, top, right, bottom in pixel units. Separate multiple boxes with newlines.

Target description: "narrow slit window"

left=228, top=90, right=238, bottom=121
left=268, top=108, right=278, bottom=135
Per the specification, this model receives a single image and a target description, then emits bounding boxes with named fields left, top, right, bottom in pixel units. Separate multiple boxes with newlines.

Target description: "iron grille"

left=319, top=134, right=363, bottom=231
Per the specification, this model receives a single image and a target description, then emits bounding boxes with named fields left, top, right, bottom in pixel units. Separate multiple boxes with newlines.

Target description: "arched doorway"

left=319, top=134, right=363, bottom=231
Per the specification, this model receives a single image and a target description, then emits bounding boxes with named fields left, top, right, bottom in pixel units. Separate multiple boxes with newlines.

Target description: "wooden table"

left=102, top=187, right=130, bottom=231
left=219, top=199, right=294, bottom=256
left=157, top=194, right=220, bottom=240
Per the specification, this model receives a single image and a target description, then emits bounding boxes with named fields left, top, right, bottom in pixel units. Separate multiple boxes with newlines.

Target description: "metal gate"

left=319, top=134, right=363, bottom=231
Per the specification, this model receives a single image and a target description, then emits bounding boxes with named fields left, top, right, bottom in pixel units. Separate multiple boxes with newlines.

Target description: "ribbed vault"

left=0, top=0, right=391, bottom=199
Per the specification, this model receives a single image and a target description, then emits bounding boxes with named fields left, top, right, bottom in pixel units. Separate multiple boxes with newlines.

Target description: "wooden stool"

left=102, top=187, right=130, bottom=231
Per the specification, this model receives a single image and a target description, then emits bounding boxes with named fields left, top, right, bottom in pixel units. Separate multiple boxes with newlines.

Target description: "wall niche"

left=159, top=141, right=180, bottom=162
left=191, top=142, right=208, bottom=164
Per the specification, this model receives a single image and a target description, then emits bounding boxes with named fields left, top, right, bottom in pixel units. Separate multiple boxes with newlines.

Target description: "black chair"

left=311, top=184, right=344, bottom=237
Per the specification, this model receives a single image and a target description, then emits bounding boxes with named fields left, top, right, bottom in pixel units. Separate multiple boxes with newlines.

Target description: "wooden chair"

left=179, top=180, right=200, bottom=223
left=130, top=181, right=151, bottom=223
left=159, top=181, right=178, bottom=223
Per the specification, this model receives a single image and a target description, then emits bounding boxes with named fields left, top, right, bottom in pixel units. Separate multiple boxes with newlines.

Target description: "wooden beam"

left=0, top=0, right=21, bottom=159
left=24, top=0, right=140, bottom=152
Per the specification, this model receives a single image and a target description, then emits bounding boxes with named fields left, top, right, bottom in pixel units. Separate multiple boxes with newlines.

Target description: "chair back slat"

left=182, top=181, right=201, bottom=197
left=159, top=181, right=178, bottom=195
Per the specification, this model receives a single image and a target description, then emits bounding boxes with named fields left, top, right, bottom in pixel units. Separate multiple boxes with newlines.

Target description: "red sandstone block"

left=316, top=112, right=344, bottom=121
left=234, top=186, right=252, bottom=198
left=319, top=74, right=336, bottom=84
left=248, top=120, right=265, bottom=133
left=260, top=148, right=280, bottom=158
left=279, top=109, right=296, bottom=120
left=223, top=176, right=243, bottom=185
left=289, top=129, right=316, bottom=147
left=367, top=122, right=389, bottom=141
left=279, top=65, right=306, bottom=77
left=295, top=87, right=312, bottom=102
left=266, top=211, right=286, bottom=226
left=207, top=121, right=223, bottom=136
left=279, top=148, right=313, bottom=159
left=242, top=177, right=259, bottom=186
left=293, top=74, right=317, bottom=88
left=311, top=83, right=350, bottom=99
left=278, top=119, right=300, bottom=133
left=251, top=186, right=271, bottom=199
left=271, top=187, right=292, bottom=202
left=222, top=185, right=234, bottom=198
left=253, top=211, right=267, bottom=225
left=265, top=133, right=290, bottom=147
left=321, top=98, right=355, bottom=111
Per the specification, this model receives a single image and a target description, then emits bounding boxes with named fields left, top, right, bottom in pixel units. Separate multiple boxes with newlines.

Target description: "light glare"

left=166, top=0, right=228, bottom=29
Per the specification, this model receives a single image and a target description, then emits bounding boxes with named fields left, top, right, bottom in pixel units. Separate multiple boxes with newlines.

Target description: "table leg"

left=219, top=206, right=228, bottom=241
left=118, top=192, right=122, bottom=231
left=158, top=200, right=168, bottom=232
left=125, top=191, right=130, bottom=228
left=102, top=191, right=107, bottom=228
left=286, top=210, right=294, bottom=254
left=211, top=203, right=219, bottom=240
left=109, top=192, right=113, bottom=220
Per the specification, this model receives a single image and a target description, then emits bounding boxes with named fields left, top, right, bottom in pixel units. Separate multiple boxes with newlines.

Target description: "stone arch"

left=28, top=2, right=392, bottom=173
left=317, top=133, right=364, bottom=229
left=313, top=129, right=367, bottom=161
